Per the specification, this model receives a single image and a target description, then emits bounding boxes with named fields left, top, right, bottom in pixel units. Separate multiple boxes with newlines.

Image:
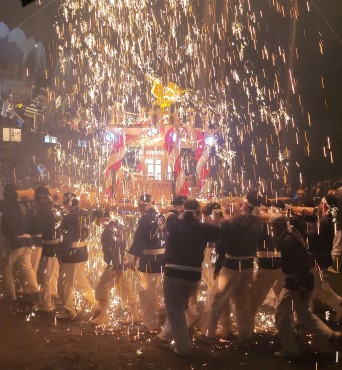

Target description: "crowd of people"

left=0, top=183, right=342, bottom=360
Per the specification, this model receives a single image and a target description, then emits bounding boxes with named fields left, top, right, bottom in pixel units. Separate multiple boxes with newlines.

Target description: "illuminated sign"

left=44, top=135, right=58, bottom=144
left=105, top=132, right=115, bottom=142
left=205, top=135, right=214, bottom=146
left=2, top=128, right=21, bottom=142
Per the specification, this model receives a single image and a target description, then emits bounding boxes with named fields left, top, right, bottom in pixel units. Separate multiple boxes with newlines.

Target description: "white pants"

left=186, top=290, right=201, bottom=328
left=51, top=260, right=59, bottom=297
left=331, top=229, right=342, bottom=257
left=37, top=256, right=59, bottom=311
left=185, top=249, right=212, bottom=329
left=312, top=268, right=342, bottom=313
left=331, top=229, right=342, bottom=271
left=164, top=275, right=198, bottom=355
left=57, top=261, right=95, bottom=316
left=0, top=235, right=10, bottom=258
left=159, top=288, right=202, bottom=342
left=275, top=288, right=334, bottom=353
left=250, top=268, right=285, bottom=317
left=138, top=272, right=163, bottom=331
left=31, top=247, right=42, bottom=274
left=201, top=267, right=253, bottom=341
left=201, top=248, right=216, bottom=293
left=201, top=249, right=235, bottom=335
left=3, top=247, right=39, bottom=300
left=95, top=268, right=140, bottom=322
left=20, top=246, right=43, bottom=294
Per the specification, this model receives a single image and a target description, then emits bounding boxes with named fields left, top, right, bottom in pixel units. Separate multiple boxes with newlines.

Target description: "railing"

left=116, top=177, right=172, bottom=202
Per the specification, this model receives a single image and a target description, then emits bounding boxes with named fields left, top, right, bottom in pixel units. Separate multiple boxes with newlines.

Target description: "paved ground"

left=0, top=272, right=341, bottom=370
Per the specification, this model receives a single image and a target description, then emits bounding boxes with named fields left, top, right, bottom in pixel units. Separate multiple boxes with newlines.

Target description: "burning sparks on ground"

left=255, top=311, right=276, bottom=333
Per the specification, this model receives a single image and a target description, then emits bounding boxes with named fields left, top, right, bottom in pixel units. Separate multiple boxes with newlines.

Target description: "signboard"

left=2, top=128, right=21, bottom=142
left=44, top=135, right=58, bottom=144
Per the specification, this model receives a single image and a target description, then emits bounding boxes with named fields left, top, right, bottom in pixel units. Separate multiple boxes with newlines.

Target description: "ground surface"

left=0, top=272, right=342, bottom=370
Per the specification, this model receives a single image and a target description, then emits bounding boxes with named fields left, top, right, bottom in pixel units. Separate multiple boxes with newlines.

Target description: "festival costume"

left=331, top=230, right=342, bottom=272
left=2, top=199, right=39, bottom=300
left=28, top=208, right=44, bottom=274
left=57, top=206, right=95, bottom=319
left=250, top=223, right=284, bottom=319
left=92, top=220, right=139, bottom=324
left=30, top=239, right=43, bottom=274
left=275, top=227, right=335, bottom=355
left=162, top=212, right=220, bottom=355
left=200, top=215, right=262, bottom=345
left=128, top=207, right=164, bottom=332
left=161, top=206, right=201, bottom=333
left=35, top=204, right=63, bottom=312
left=306, top=215, right=342, bottom=320
left=201, top=245, right=234, bottom=337
left=327, top=195, right=342, bottom=272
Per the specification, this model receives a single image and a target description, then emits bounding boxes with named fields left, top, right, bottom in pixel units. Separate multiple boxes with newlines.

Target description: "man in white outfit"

left=128, top=194, right=165, bottom=332
left=30, top=187, right=64, bottom=313
left=27, top=187, right=47, bottom=276
left=161, top=199, right=221, bottom=355
left=325, top=194, right=342, bottom=273
left=271, top=213, right=342, bottom=358
left=199, top=208, right=263, bottom=347
left=201, top=202, right=236, bottom=337
left=56, top=193, right=95, bottom=320
left=91, top=212, right=140, bottom=325
left=1, top=185, right=39, bottom=301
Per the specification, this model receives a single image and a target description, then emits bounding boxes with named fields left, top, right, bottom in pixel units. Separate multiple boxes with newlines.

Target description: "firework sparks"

left=50, top=0, right=327, bottom=194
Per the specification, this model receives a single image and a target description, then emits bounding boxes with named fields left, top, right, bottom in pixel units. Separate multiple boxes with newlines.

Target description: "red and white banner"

left=105, top=133, right=125, bottom=199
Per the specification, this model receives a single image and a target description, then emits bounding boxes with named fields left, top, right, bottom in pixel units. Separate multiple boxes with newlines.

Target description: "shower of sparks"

left=254, top=312, right=276, bottom=332
left=39, top=0, right=340, bottom=337
left=50, top=0, right=323, bottom=193
left=52, top=207, right=283, bottom=336
left=71, top=213, right=141, bottom=327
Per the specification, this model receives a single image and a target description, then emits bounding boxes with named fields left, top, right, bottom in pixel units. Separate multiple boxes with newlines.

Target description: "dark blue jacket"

left=164, top=214, right=220, bottom=281
left=306, top=215, right=334, bottom=268
left=101, top=220, right=127, bottom=270
left=59, top=206, right=89, bottom=263
left=2, top=199, right=32, bottom=249
left=27, top=203, right=43, bottom=247
left=279, top=228, right=314, bottom=291
left=129, top=207, right=165, bottom=273
left=35, top=204, right=64, bottom=257
left=256, top=223, right=281, bottom=270
left=215, top=215, right=262, bottom=272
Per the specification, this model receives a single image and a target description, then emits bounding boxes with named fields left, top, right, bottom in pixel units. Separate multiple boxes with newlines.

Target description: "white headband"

left=178, top=209, right=199, bottom=220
